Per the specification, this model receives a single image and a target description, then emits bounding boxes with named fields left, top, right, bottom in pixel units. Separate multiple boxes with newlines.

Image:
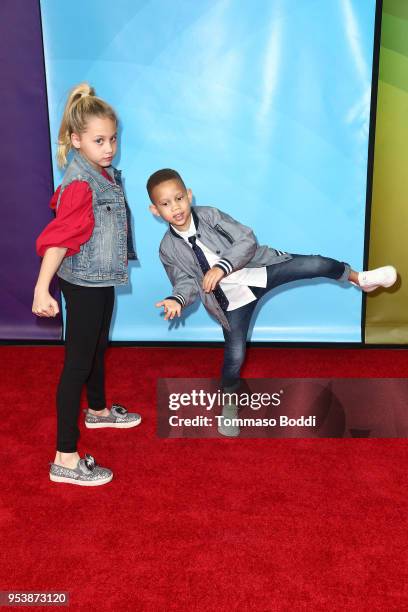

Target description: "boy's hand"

left=156, top=298, right=182, bottom=321
left=202, top=267, right=225, bottom=293
left=32, top=288, right=60, bottom=318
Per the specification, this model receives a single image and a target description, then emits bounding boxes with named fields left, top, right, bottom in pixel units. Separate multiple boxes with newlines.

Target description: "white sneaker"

left=217, top=404, right=240, bottom=438
left=354, top=265, right=397, bottom=293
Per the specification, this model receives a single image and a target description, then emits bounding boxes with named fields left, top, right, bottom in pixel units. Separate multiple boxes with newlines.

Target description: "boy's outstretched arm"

left=158, top=248, right=199, bottom=313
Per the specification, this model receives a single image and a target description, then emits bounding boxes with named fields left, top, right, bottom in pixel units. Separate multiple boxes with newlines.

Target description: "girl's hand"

left=32, top=288, right=60, bottom=318
left=156, top=299, right=182, bottom=321
left=32, top=246, right=67, bottom=317
left=202, top=267, right=225, bottom=293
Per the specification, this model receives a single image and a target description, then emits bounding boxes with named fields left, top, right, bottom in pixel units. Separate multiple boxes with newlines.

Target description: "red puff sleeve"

left=36, top=181, right=95, bottom=258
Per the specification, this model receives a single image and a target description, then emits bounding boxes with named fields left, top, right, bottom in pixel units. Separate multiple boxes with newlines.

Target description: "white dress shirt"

left=172, top=217, right=267, bottom=311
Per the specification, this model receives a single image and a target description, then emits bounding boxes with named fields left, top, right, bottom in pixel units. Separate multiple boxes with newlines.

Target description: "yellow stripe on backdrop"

left=366, top=1, right=408, bottom=343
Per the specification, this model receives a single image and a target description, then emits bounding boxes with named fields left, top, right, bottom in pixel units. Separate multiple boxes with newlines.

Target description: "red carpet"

left=1, top=346, right=408, bottom=610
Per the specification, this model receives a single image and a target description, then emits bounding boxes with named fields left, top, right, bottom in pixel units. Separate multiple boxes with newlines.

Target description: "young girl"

left=33, top=83, right=141, bottom=486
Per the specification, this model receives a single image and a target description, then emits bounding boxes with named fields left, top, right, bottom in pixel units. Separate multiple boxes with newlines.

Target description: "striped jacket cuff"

left=165, top=294, right=185, bottom=307
left=215, top=258, right=233, bottom=275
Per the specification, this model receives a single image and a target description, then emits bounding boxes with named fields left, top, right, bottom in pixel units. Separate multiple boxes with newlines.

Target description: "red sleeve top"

left=36, top=168, right=113, bottom=258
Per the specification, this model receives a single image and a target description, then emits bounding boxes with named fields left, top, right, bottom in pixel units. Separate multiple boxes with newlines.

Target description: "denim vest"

left=57, top=152, right=136, bottom=287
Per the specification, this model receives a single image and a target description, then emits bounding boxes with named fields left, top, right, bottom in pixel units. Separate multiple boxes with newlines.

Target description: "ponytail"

left=57, top=82, right=118, bottom=168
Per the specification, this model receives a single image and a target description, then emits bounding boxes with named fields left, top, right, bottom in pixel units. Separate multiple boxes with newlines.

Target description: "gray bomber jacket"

left=159, top=206, right=293, bottom=330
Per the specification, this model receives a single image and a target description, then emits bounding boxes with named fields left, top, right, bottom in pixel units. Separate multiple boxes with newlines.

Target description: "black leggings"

left=56, top=278, right=114, bottom=452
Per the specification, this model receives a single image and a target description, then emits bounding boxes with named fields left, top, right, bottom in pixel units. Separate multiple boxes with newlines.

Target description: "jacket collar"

left=73, top=151, right=118, bottom=191
left=169, top=207, right=199, bottom=238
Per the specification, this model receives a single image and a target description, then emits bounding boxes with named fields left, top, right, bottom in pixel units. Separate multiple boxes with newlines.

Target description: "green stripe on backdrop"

left=381, top=13, right=408, bottom=60
left=382, top=0, right=408, bottom=21
left=380, top=47, right=408, bottom=93
left=366, top=0, right=408, bottom=343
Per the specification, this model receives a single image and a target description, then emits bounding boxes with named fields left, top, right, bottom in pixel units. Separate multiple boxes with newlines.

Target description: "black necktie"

left=188, top=235, right=229, bottom=311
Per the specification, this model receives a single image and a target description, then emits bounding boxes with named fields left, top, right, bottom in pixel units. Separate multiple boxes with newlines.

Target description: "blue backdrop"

left=40, top=0, right=376, bottom=341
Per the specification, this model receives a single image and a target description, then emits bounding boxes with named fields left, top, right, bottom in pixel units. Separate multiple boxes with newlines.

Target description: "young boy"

left=147, top=168, right=397, bottom=391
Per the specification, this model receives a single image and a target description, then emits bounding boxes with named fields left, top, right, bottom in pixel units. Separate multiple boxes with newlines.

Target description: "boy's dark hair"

left=146, top=168, right=186, bottom=200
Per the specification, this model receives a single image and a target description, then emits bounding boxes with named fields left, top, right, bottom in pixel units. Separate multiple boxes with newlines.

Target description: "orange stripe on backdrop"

left=366, top=0, right=408, bottom=343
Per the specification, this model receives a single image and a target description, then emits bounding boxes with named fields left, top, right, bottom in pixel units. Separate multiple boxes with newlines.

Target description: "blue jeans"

left=221, top=254, right=350, bottom=390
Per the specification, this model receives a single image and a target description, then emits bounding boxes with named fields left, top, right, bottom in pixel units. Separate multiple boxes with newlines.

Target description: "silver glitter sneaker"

left=84, top=404, right=142, bottom=429
left=49, top=454, right=113, bottom=486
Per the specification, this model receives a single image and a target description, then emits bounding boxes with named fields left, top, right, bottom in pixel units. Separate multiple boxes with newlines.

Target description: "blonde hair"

left=57, top=82, right=118, bottom=168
